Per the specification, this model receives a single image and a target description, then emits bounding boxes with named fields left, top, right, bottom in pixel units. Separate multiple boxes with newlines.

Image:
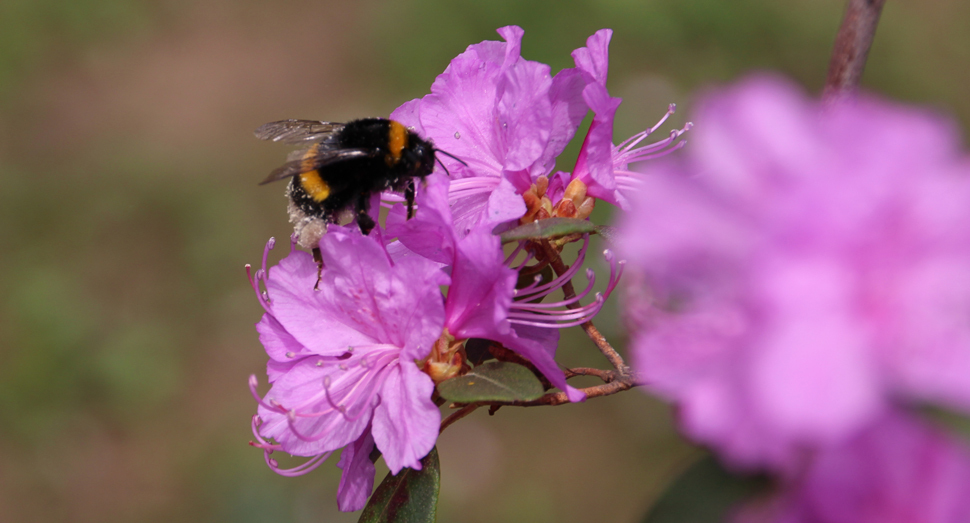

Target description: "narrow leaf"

left=499, top=217, right=597, bottom=243
left=642, top=454, right=769, bottom=523
left=358, top=447, right=440, bottom=523
left=437, top=361, right=544, bottom=402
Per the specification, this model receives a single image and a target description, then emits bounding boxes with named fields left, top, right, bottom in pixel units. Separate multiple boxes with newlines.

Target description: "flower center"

left=520, top=176, right=596, bottom=226
left=421, top=328, right=469, bottom=384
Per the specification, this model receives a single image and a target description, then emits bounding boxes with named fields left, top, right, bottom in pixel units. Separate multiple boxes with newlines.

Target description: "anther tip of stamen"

left=668, top=103, right=677, bottom=112
left=586, top=268, right=594, bottom=278
left=249, top=374, right=259, bottom=386
left=267, top=237, right=276, bottom=249
left=685, top=121, right=694, bottom=130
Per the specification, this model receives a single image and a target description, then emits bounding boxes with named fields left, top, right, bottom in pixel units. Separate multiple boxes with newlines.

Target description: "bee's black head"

left=403, top=135, right=437, bottom=178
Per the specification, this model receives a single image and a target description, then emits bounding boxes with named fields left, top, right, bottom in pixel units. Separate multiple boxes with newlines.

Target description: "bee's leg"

left=356, top=193, right=376, bottom=235
left=312, top=247, right=324, bottom=291
left=405, top=180, right=416, bottom=219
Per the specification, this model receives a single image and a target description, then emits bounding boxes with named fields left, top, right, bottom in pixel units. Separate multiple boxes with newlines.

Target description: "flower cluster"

left=390, top=25, right=688, bottom=235
left=247, top=26, right=677, bottom=512
left=618, top=76, right=970, bottom=521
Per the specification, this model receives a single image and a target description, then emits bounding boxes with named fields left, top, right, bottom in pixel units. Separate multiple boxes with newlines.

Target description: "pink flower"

left=619, top=75, right=970, bottom=468
left=388, top=174, right=625, bottom=402
left=247, top=174, right=622, bottom=508
left=563, top=30, right=689, bottom=210
left=247, top=227, right=445, bottom=511
left=393, top=26, right=687, bottom=234
left=736, top=411, right=970, bottom=523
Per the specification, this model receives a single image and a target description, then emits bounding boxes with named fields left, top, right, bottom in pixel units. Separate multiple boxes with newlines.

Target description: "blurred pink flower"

left=735, top=411, right=970, bottom=523
left=619, top=75, right=970, bottom=468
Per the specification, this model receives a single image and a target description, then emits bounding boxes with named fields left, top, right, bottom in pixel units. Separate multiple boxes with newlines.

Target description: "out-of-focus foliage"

left=0, top=1, right=966, bottom=522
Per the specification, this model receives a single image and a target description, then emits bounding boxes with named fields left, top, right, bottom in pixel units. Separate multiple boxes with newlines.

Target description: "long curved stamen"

left=250, top=415, right=280, bottom=450
left=614, top=124, right=692, bottom=167
left=603, top=249, right=626, bottom=297
left=509, top=248, right=626, bottom=329
left=288, top=350, right=397, bottom=416
left=616, top=103, right=677, bottom=152
left=515, top=269, right=597, bottom=309
left=253, top=413, right=328, bottom=478
left=509, top=294, right=606, bottom=328
left=512, top=251, right=537, bottom=273
left=504, top=241, right=526, bottom=266
left=250, top=375, right=287, bottom=412
left=245, top=265, right=271, bottom=313
left=266, top=451, right=332, bottom=477
left=317, top=353, right=398, bottom=422
left=247, top=237, right=277, bottom=311
left=514, top=236, right=591, bottom=301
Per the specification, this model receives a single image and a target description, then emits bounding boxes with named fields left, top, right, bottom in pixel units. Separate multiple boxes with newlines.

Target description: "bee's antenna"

left=435, top=157, right=453, bottom=177
left=435, top=149, right=468, bottom=166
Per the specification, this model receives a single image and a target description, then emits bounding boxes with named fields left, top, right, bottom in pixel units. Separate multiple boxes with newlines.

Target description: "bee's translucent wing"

left=254, top=120, right=345, bottom=144
left=258, top=148, right=374, bottom=185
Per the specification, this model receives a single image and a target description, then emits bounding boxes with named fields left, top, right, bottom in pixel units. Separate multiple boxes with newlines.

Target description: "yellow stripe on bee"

left=387, top=120, right=408, bottom=165
left=299, top=144, right=330, bottom=202
left=300, top=170, right=330, bottom=202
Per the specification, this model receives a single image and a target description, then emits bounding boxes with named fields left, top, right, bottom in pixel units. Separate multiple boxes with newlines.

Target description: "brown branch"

left=824, top=0, right=887, bottom=101
left=440, top=404, right=480, bottom=433
left=564, top=366, right=615, bottom=382
left=455, top=369, right=645, bottom=410
left=536, top=240, right=627, bottom=371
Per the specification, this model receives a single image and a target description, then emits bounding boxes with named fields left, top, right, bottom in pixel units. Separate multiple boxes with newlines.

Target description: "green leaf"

left=642, top=454, right=769, bottom=523
left=359, top=447, right=440, bottom=523
left=499, top=217, right=598, bottom=243
left=437, top=361, right=544, bottom=403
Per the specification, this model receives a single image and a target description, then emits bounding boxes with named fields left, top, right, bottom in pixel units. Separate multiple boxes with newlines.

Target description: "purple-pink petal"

left=257, top=356, right=374, bottom=457
left=336, top=430, right=376, bottom=512
left=265, top=250, right=374, bottom=355
left=444, top=226, right=517, bottom=339
left=571, top=29, right=612, bottom=86
left=572, top=81, right=622, bottom=205
left=371, top=362, right=440, bottom=474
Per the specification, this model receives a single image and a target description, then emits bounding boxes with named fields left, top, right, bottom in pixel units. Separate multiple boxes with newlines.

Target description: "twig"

left=456, top=371, right=646, bottom=410
left=824, top=0, right=888, bottom=101
left=564, top=366, right=615, bottom=382
left=536, top=240, right=627, bottom=371
left=440, top=404, right=480, bottom=433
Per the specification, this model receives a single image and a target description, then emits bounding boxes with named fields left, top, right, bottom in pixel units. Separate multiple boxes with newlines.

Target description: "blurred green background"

left=1, top=1, right=967, bottom=522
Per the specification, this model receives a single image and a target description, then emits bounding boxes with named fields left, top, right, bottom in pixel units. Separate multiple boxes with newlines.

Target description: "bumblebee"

left=255, top=118, right=445, bottom=249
